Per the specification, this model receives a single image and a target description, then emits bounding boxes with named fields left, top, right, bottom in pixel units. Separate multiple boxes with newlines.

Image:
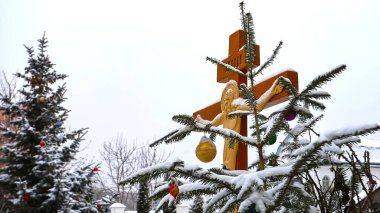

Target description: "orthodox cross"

left=193, top=30, right=298, bottom=170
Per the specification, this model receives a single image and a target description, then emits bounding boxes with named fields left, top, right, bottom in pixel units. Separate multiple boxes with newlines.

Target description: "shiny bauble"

left=285, top=111, right=297, bottom=121
left=93, top=167, right=99, bottom=172
left=39, top=141, right=46, bottom=147
left=169, top=183, right=179, bottom=199
left=56, top=121, right=62, bottom=128
left=195, top=136, right=217, bottom=163
left=267, top=135, right=277, bottom=145
left=39, top=97, right=45, bottom=103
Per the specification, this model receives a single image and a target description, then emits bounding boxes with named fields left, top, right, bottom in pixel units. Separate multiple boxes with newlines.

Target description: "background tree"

left=0, top=35, right=97, bottom=212
left=119, top=2, right=380, bottom=213
left=98, top=136, right=138, bottom=205
left=0, top=70, right=17, bottom=105
left=0, top=70, right=17, bottom=211
left=189, top=195, right=204, bottom=213
left=136, top=181, right=150, bottom=213
left=98, top=136, right=171, bottom=210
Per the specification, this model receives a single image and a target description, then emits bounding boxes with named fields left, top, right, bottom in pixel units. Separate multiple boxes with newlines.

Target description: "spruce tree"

left=189, top=195, right=204, bottom=213
left=136, top=181, right=151, bottom=213
left=0, top=34, right=96, bottom=212
left=119, top=2, right=380, bottom=213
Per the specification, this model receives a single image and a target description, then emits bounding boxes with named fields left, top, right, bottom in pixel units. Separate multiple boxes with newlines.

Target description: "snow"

left=179, top=181, right=211, bottom=193
left=319, top=124, right=379, bottom=141
left=232, top=98, right=247, bottom=106
left=199, top=136, right=212, bottom=144
left=120, top=159, right=181, bottom=184
left=151, top=184, right=168, bottom=197
left=349, top=139, right=380, bottom=163
left=204, top=189, right=229, bottom=210
left=226, top=79, right=238, bottom=87
left=303, top=91, right=330, bottom=96
left=255, top=68, right=295, bottom=85
left=291, top=124, right=380, bottom=157
left=109, top=203, right=126, bottom=208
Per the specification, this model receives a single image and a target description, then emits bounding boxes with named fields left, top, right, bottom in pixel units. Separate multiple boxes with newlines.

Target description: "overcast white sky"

left=1, top=0, right=380, bottom=168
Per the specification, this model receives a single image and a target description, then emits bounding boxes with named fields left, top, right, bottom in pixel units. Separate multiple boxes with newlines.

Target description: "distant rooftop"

left=346, top=139, right=380, bottom=164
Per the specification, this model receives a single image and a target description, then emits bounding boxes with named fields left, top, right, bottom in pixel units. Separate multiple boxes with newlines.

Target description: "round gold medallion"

left=196, top=136, right=217, bottom=163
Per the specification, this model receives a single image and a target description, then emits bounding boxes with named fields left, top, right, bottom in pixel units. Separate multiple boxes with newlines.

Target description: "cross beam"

left=193, top=70, right=299, bottom=121
left=217, top=30, right=260, bottom=83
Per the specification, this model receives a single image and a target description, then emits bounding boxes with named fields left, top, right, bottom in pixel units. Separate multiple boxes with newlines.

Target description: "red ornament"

left=23, top=194, right=30, bottom=200
left=285, top=111, right=297, bottom=121
left=93, top=167, right=99, bottom=172
left=97, top=203, right=102, bottom=209
left=168, top=183, right=179, bottom=199
left=39, top=141, right=46, bottom=147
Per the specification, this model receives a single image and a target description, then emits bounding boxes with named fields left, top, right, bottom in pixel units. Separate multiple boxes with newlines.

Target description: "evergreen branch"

left=204, top=189, right=231, bottom=212
left=301, top=91, right=331, bottom=100
left=254, top=41, right=283, bottom=78
left=151, top=182, right=216, bottom=203
left=239, top=2, right=255, bottom=74
left=153, top=114, right=259, bottom=148
left=301, top=64, right=346, bottom=95
left=301, top=98, right=326, bottom=111
left=172, top=114, right=196, bottom=126
left=208, top=167, right=249, bottom=177
left=118, top=159, right=184, bottom=185
left=150, top=129, right=180, bottom=147
left=150, top=184, right=170, bottom=200
left=269, top=124, right=380, bottom=211
left=219, top=198, right=240, bottom=213
left=262, top=110, right=289, bottom=145
left=239, top=2, right=247, bottom=34
left=277, top=76, right=298, bottom=97
left=289, top=115, right=324, bottom=138
left=155, top=194, right=175, bottom=212
left=206, top=57, right=247, bottom=77
left=163, top=126, right=193, bottom=144
left=240, top=83, right=257, bottom=107
left=293, top=105, right=314, bottom=121
left=176, top=182, right=218, bottom=200
left=244, top=12, right=256, bottom=73
left=321, top=124, right=380, bottom=141
left=195, top=122, right=258, bottom=146
left=172, top=167, right=235, bottom=192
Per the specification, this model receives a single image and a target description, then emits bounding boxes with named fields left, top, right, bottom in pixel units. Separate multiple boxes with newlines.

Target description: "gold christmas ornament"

left=39, top=97, right=45, bottom=103
left=196, top=136, right=217, bottom=163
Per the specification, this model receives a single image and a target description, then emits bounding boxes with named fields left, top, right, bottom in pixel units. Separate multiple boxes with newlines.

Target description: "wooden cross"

left=193, top=30, right=298, bottom=170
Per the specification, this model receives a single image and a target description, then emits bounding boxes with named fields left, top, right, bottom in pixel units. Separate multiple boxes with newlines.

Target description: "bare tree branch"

left=0, top=70, right=17, bottom=104
left=97, top=135, right=172, bottom=210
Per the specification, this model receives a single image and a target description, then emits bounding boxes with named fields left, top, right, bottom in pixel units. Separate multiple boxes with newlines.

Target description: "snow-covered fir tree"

left=136, top=181, right=151, bottom=213
left=189, top=195, right=204, bottom=213
left=119, top=2, right=380, bottom=213
left=0, top=35, right=97, bottom=213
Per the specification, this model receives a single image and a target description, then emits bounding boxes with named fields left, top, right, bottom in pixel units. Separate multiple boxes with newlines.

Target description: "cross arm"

left=193, top=70, right=298, bottom=120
